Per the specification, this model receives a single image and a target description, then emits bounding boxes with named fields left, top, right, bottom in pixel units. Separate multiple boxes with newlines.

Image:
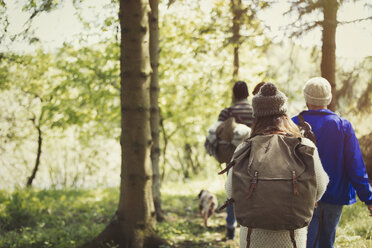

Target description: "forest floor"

left=0, top=176, right=371, bottom=248
left=157, top=178, right=372, bottom=248
left=156, top=177, right=240, bottom=248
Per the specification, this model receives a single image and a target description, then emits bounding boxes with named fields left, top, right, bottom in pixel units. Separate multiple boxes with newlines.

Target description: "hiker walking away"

left=224, top=83, right=329, bottom=248
left=218, top=81, right=254, bottom=126
left=292, top=77, right=372, bottom=248
left=219, top=81, right=253, bottom=240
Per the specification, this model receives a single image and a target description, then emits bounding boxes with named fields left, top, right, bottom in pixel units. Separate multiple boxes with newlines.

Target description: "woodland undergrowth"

left=0, top=177, right=370, bottom=248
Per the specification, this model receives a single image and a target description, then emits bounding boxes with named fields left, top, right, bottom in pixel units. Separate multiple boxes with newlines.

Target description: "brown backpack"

left=219, top=134, right=317, bottom=247
left=215, top=108, right=246, bottom=163
left=215, top=116, right=237, bottom=163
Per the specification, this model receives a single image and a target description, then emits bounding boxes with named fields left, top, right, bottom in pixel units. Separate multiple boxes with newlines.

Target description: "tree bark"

left=149, top=0, right=164, bottom=222
left=231, top=0, right=242, bottom=80
left=117, top=0, right=162, bottom=245
left=80, top=0, right=166, bottom=247
left=321, top=0, right=338, bottom=111
left=26, top=123, right=42, bottom=187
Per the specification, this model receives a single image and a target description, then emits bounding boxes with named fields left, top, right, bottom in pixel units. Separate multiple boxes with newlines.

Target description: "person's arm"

left=313, top=147, right=329, bottom=201
left=225, top=167, right=233, bottom=199
left=302, top=138, right=329, bottom=201
left=343, top=120, right=372, bottom=209
left=225, top=142, right=246, bottom=199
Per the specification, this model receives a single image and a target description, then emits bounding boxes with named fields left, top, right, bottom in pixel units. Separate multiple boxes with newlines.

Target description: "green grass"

left=0, top=188, right=118, bottom=248
left=336, top=200, right=372, bottom=248
left=156, top=177, right=239, bottom=247
left=0, top=177, right=371, bottom=248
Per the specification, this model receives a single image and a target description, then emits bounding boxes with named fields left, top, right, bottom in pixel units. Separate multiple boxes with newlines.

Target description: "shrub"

left=0, top=190, right=39, bottom=231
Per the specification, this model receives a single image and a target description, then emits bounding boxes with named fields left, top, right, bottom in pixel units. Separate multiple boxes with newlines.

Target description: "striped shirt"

left=218, top=99, right=254, bottom=127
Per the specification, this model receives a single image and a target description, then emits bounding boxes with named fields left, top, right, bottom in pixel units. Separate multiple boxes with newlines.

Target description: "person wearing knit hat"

left=225, top=82, right=329, bottom=248
left=303, top=77, right=332, bottom=107
left=216, top=81, right=254, bottom=240
left=252, top=82, right=288, bottom=117
left=292, top=77, right=372, bottom=248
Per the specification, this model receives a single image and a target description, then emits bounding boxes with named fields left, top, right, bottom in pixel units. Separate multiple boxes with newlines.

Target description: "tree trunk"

left=149, top=0, right=164, bottom=222
left=231, top=0, right=242, bottom=80
left=117, top=0, right=162, bottom=245
left=26, top=124, right=42, bottom=187
left=321, top=0, right=338, bottom=111
left=80, top=0, right=166, bottom=247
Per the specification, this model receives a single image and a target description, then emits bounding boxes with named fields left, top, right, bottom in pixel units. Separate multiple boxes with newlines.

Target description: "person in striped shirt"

left=218, top=81, right=254, bottom=127
left=218, top=81, right=254, bottom=240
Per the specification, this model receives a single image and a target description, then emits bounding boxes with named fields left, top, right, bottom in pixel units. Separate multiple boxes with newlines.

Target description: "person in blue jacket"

left=292, top=77, right=372, bottom=248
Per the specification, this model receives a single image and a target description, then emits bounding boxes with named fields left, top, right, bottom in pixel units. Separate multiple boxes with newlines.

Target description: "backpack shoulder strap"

left=298, top=113, right=317, bottom=145
left=298, top=113, right=305, bottom=125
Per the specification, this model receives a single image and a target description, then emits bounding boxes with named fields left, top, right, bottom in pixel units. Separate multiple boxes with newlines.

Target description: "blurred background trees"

left=0, top=0, right=371, bottom=189
left=0, top=0, right=371, bottom=247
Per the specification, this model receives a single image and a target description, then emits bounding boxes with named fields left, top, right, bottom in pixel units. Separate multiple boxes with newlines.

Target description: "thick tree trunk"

left=321, top=0, right=338, bottom=111
left=149, top=0, right=164, bottom=222
left=80, top=0, right=166, bottom=247
left=117, top=0, right=163, bottom=245
left=231, top=0, right=242, bottom=80
left=80, top=214, right=165, bottom=248
left=26, top=124, right=42, bottom=187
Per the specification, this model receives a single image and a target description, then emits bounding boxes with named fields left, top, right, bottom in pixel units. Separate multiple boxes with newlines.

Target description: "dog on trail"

left=198, top=189, right=218, bottom=227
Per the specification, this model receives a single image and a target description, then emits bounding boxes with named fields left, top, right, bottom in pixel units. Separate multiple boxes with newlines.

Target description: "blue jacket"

left=292, top=109, right=372, bottom=205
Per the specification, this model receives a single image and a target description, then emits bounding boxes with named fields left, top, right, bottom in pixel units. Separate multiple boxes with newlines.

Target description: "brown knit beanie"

left=252, top=83, right=287, bottom=117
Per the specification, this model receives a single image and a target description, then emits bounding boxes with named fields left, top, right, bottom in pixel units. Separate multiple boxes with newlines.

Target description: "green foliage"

left=54, top=41, right=120, bottom=138
left=156, top=178, right=238, bottom=247
left=1, top=0, right=324, bottom=189
left=336, top=200, right=372, bottom=247
left=334, top=57, right=372, bottom=135
left=1, top=0, right=371, bottom=189
left=0, top=188, right=117, bottom=248
left=286, top=0, right=324, bottom=38
left=0, top=43, right=121, bottom=188
left=336, top=57, right=372, bottom=113
left=1, top=49, right=63, bottom=129
left=359, top=133, right=372, bottom=181
left=158, top=0, right=269, bottom=179
left=264, top=43, right=321, bottom=115
left=0, top=190, right=39, bottom=231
